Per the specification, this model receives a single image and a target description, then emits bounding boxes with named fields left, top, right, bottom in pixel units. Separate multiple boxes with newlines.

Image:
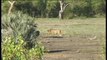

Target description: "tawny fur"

left=47, top=29, right=62, bottom=36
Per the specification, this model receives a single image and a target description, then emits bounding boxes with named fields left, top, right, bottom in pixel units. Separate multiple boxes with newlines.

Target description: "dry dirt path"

left=41, top=36, right=103, bottom=60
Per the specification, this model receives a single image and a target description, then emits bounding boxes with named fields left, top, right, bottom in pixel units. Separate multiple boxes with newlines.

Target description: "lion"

left=47, top=29, right=63, bottom=36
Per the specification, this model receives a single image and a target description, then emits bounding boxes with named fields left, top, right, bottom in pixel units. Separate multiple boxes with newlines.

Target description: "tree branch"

left=8, top=1, right=16, bottom=15
left=8, top=1, right=15, bottom=5
left=63, top=3, right=69, bottom=11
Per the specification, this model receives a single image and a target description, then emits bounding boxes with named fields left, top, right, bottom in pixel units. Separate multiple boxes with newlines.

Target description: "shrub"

left=2, top=12, right=44, bottom=60
left=2, top=36, right=44, bottom=60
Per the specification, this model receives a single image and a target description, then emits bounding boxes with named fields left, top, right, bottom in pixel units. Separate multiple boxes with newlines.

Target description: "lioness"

left=47, top=29, right=62, bottom=36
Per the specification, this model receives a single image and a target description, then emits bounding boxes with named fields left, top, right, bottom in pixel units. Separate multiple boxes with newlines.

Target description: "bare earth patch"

left=41, top=35, right=103, bottom=60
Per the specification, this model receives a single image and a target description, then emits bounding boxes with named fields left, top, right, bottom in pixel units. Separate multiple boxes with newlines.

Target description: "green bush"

left=2, top=12, right=44, bottom=60
left=2, top=1, right=10, bottom=14
left=2, top=36, right=44, bottom=60
left=92, top=0, right=106, bottom=16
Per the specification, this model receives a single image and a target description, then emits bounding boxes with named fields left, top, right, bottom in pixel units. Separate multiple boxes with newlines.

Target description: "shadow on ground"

left=43, top=36, right=63, bottom=38
left=45, top=49, right=68, bottom=53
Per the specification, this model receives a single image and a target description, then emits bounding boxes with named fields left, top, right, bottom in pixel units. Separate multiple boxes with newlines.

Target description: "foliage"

left=48, top=1, right=60, bottom=18
left=37, top=0, right=47, bottom=17
left=91, top=0, right=106, bottom=16
left=2, top=12, right=36, bottom=42
left=14, top=1, right=38, bottom=17
left=46, top=1, right=57, bottom=17
left=2, top=12, right=44, bottom=60
left=2, top=0, right=106, bottom=18
left=2, top=1, right=10, bottom=14
left=2, top=36, right=44, bottom=60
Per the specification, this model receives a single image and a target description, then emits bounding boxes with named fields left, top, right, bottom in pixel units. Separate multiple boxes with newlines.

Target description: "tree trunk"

left=59, top=10, right=64, bottom=19
left=8, top=1, right=15, bottom=15
left=59, top=0, right=68, bottom=19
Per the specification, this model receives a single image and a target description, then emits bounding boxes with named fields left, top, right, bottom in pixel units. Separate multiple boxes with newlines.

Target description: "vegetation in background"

left=2, top=0, right=106, bottom=18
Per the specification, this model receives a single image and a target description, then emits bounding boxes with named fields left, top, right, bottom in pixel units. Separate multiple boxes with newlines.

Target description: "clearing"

left=35, top=18, right=105, bottom=60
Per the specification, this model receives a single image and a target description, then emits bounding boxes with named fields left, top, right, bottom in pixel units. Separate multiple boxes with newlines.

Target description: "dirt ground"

left=40, top=35, right=103, bottom=60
